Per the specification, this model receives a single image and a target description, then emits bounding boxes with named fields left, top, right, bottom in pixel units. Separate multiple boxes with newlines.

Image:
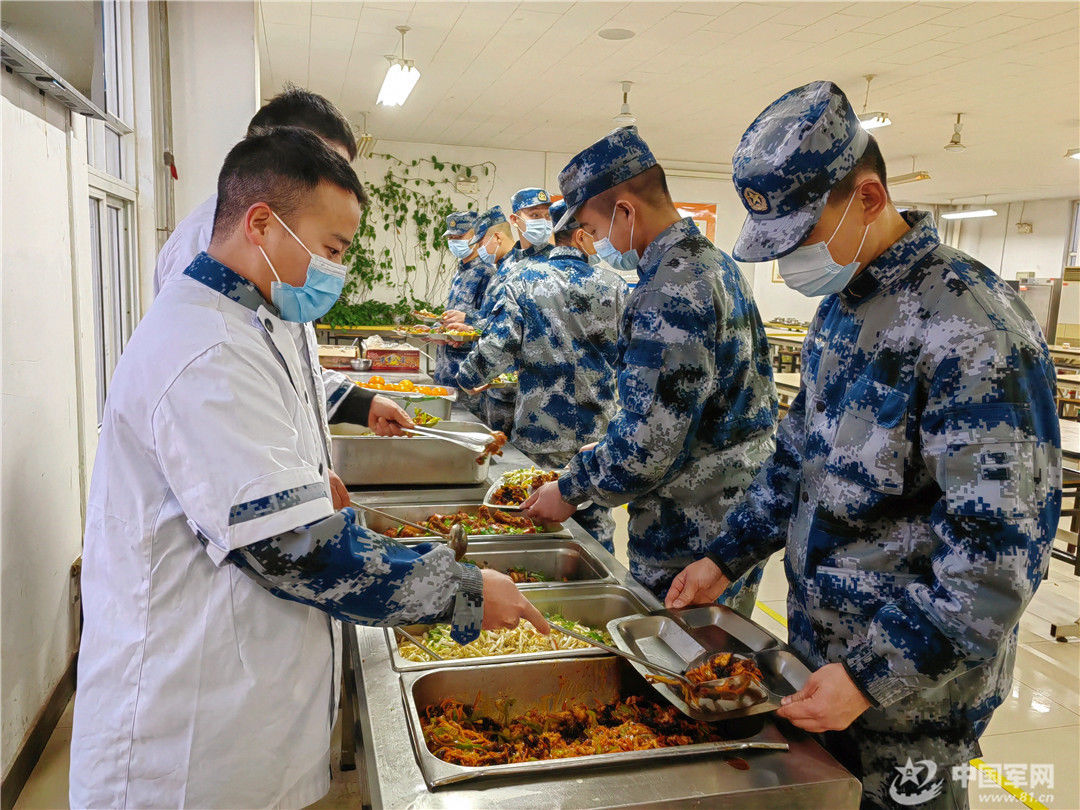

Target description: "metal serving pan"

left=459, top=537, right=616, bottom=587
left=399, top=655, right=789, bottom=788
left=386, top=583, right=648, bottom=671
left=355, top=501, right=573, bottom=541
left=608, top=606, right=811, bottom=721
left=331, top=422, right=489, bottom=486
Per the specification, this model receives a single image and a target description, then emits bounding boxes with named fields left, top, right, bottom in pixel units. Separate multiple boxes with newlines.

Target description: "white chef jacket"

left=154, top=193, right=354, bottom=416
left=70, top=255, right=341, bottom=809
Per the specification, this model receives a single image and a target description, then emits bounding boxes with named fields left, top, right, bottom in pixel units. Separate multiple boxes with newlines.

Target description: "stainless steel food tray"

left=608, top=606, right=812, bottom=721
left=386, top=583, right=648, bottom=671
left=331, top=421, right=489, bottom=486
left=400, top=656, right=790, bottom=788
left=459, top=537, right=616, bottom=587
left=355, top=501, right=573, bottom=541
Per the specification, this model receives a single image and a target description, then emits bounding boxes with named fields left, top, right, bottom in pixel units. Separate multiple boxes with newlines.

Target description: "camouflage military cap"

left=731, top=81, right=869, bottom=263
left=442, top=210, right=478, bottom=238
left=510, top=187, right=551, bottom=212
left=549, top=199, right=580, bottom=233
left=555, top=126, right=657, bottom=231
left=470, top=205, right=508, bottom=244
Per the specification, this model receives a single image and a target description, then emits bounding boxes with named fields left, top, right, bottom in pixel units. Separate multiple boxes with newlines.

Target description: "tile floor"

left=13, top=506, right=1080, bottom=809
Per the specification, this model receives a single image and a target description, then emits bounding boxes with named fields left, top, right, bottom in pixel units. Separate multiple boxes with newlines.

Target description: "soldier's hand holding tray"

left=521, top=480, right=577, bottom=523
left=775, top=662, right=871, bottom=733
left=665, top=558, right=731, bottom=609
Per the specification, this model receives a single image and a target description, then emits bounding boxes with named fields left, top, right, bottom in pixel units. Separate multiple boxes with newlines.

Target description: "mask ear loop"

left=826, top=186, right=861, bottom=247
left=271, top=210, right=314, bottom=258
left=258, top=246, right=283, bottom=283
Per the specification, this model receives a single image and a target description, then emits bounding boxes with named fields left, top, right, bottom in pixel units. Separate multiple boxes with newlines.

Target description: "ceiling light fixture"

left=612, top=81, right=636, bottom=126
left=355, top=111, right=376, bottom=159
left=888, top=156, right=930, bottom=185
left=944, top=113, right=966, bottom=152
left=889, top=170, right=931, bottom=185
left=377, top=26, right=420, bottom=107
left=858, top=74, right=891, bottom=131
left=598, top=28, right=635, bottom=40
left=941, top=208, right=997, bottom=220
left=1067, top=148, right=1080, bottom=160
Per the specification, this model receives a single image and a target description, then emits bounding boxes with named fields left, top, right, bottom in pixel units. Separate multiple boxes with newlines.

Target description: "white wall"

left=955, top=198, right=1074, bottom=280
left=167, top=0, right=260, bottom=223
left=356, top=138, right=820, bottom=320
left=1, top=76, right=92, bottom=778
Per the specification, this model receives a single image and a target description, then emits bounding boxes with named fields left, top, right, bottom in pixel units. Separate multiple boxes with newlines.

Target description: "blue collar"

left=183, top=252, right=277, bottom=315
left=840, top=210, right=940, bottom=304
left=637, top=217, right=701, bottom=285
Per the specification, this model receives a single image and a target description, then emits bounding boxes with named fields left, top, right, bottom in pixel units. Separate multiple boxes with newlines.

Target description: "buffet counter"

left=340, top=408, right=861, bottom=809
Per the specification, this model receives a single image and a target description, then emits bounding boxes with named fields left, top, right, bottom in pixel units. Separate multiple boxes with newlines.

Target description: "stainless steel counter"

left=342, top=408, right=862, bottom=808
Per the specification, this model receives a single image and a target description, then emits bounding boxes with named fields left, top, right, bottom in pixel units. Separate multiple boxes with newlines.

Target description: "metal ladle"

left=354, top=503, right=468, bottom=561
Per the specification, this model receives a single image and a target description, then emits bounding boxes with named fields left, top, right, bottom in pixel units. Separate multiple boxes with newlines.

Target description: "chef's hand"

left=367, top=394, right=414, bottom=436
left=441, top=309, right=466, bottom=327
left=665, top=557, right=731, bottom=609
left=579, top=442, right=598, bottom=452
left=466, top=384, right=491, bottom=394
left=329, top=470, right=350, bottom=510
left=775, top=663, right=871, bottom=732
left=479, top=568, right=550, bottom=634
left=522, top=481, right=577, bottom=523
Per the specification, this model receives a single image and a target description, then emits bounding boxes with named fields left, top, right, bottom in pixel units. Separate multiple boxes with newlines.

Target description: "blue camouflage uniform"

left=553, top=127, right=779, bottom=610
left=456, top=244, right=629, bottom=551
left=707, top=81, right=1062, bottom=809
left=434, top=210, right=488, bottom=418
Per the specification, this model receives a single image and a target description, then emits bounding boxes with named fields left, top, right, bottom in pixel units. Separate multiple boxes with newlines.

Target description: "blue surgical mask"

left=447, top=238, right=471, bottom=259
left=259, top=211, right=347, bottom=322
left=477, top=238, right=497, bottom=266
left=776, top=189, right=870, bottom=297
left=593, top=204, right=639, bottom=271
left=518, top=216, right=553, bottom=246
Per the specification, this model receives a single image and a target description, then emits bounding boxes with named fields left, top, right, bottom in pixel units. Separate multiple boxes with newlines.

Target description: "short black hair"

left=831, top=135, right=888, bottom=199
left=212, top=126, right=367, bottom=241
left=592, top=164, right=672, bottom=210
left=247, top=85, right=357, bottom=161
left=554, top=228, right=576, bottom=247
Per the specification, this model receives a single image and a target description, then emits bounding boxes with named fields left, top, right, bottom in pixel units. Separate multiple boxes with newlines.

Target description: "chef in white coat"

left=69, top=126, right=548, bottom=810
left=155, top=85, right=412, bottom=458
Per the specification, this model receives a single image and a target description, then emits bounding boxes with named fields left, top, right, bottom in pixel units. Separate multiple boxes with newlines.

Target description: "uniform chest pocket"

left=824, top=377, right=911, bottom=495
left=619, top=338, right=665, bottom=416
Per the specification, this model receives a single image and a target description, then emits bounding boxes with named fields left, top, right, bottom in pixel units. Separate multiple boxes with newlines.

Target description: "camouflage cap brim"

left=553, top=200, right=581, bottom=233
left=732, top=194, right=826, bottom=263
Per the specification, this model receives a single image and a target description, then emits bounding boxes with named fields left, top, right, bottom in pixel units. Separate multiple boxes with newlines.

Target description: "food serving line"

left=330, top=372, right=861, bottom=808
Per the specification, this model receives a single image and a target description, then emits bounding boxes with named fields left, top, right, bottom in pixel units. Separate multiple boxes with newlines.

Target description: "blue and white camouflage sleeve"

left=226, top=507, right=484, bottom=643
left=705, top=386, right=808, bottom=578
left=558, top=289, right=716, bottom=506
left=843, top=328, right=1060, bottom=708
left=456, top=288, right=523, bottom=392
left=322, top=367, right=358, bottom=419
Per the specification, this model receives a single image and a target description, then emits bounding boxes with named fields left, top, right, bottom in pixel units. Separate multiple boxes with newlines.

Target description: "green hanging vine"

left=322, top=153, right=495, bottom=326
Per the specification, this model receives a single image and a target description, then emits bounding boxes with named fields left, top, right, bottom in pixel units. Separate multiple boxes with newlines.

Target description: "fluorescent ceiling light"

left=1067, top=148, right=1080, bottom=160
left=941, top=208, right=997, bottom=220
left=377, top=26, right=419, bottom=107
left=377, top=61, right=419, bottom=106
left=858, top=75, right=891, bottom=130
left=888, top=170, right=931, bottom=185
left=859, top=112, right=891, bottom=130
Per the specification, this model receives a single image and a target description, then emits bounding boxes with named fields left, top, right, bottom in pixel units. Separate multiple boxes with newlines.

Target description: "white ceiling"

left=258, top=1, right=1080, bottom=204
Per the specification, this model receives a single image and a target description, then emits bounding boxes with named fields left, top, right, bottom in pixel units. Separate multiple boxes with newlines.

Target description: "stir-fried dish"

left=383, top=506, right=543, bottom=539
left=397, top=614, right=608, bottom=662
left=479, top=431, right=507, bottom=464
left=460, top=558, right=565, bottom=584
left=422, top=695, right=734, bottom=766
left=651, top=652, right=766, bottom=705
left=490, top=467, right=560, bottom=506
